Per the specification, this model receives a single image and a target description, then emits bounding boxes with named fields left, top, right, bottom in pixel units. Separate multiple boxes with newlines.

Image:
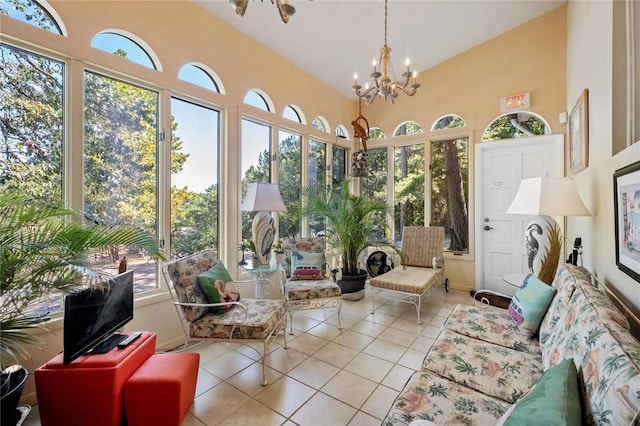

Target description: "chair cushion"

left=401, top=226, right=444, bottom=268
left=285, top=278, right=341, bottom=300
left=189, top=298, right=286, bottom=340
left=166, top=250, right=217, bottom=322
left=508, top=274, right=556, bottom=336
left=369, top=265, right=441, bottom=294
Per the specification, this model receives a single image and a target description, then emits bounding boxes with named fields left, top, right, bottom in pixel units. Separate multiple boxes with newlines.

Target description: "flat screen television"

left=63, top=270, right=134, bottom=364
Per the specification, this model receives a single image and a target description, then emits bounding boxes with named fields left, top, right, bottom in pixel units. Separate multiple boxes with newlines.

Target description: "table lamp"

left=506, top=177, right=591, bottom=284
left=241, top=182, right=287, bottom=266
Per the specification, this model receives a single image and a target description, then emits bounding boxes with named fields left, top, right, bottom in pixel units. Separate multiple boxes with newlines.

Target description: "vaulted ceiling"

left=195, top=0, right=565, bottom=99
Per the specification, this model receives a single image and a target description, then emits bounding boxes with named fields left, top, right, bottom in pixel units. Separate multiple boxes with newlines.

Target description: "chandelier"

left=352, top=0, right=420, bottom=104
left=230, top=0, right=296, bottom=24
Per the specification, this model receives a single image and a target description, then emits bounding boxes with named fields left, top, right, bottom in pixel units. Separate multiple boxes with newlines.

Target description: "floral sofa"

left=383, top=264, right=640, bottom=425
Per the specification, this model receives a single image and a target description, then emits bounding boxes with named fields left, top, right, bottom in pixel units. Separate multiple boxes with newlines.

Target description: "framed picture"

left=568, top=89, right=589, bottom=173
left=614, top=160, right=640, bottom=283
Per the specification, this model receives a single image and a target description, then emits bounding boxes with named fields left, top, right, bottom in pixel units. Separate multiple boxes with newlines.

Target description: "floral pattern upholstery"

left=285, top=278, right=341, bottom=301
left=383, top=371, right=510, bottom=426
left=189, top=298, right=287, bottom=340
left=423, top=329, right=543, bottom=403
left=384, top=264, right=640, bottom=425
left=444, top=304, right=541, bottom=355
left=166, top=250, right=217, bottom=322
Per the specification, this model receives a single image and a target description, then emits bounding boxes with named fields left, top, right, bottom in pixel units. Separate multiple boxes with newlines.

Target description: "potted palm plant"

left=0, top=190, right=163, bottom=426
left=302, top=180, right=401, bottom=295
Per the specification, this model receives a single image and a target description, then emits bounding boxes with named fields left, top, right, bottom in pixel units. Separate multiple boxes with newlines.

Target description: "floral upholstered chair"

left=163, top=250, right=288, bottom=385
left=280, top=237, right=342, bottom=334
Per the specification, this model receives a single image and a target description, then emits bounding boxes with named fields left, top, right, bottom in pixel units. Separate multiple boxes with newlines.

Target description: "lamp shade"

left=241, top=183, right=287, bottom=212
left=506, top=177, right=591, bottom=217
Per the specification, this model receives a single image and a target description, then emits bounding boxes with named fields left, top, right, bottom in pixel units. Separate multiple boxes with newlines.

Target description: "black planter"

left=332, top=269, right=368, bottom=294
left=1, top=366, right=28, bottom=426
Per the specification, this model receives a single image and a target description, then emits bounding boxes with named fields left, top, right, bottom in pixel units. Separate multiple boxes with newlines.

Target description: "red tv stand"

left=34, top=332, right=156, bottom=426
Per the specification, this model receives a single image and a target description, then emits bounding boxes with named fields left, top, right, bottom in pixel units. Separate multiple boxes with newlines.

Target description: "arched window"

left=335, top=125, right=349, bottom=140
left=91, top=31, right=159, bottom=70
left=369, top=128, right=385, bottom=140
left=312, top=116, right=329, bottom=133
left=394, top=121, right=423, bottom=136
left=482, top=112, right=549, bottom=141
left=283, top=105, right=304, bottom=124
left=243, top=90, right=272, bottom=112
left=432, top=114, right=466, bottom=131
left=1, top=0, right=65, bottom=35
left=178, top=63, right=222, bottom=93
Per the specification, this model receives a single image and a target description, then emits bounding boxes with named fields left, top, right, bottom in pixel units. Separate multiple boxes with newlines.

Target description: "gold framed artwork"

left=568, top=89, right=589, bottom=173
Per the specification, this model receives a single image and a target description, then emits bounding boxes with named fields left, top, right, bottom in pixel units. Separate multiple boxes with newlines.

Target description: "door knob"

left=484, top=225, right=494, bottom=231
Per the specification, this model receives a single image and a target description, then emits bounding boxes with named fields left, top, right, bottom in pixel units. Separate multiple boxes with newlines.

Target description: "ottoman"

left=124, top=352, right=199, bottom=426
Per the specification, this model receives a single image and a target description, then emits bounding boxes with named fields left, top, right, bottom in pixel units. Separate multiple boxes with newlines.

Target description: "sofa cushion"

left=423, top=329, right=543, bottom=403
left=508, top=274, right=556, bottom=336
left=285, top=278, right=341, bottom=301
left=383, top=370, right=510, bottom=426
left=498, top=358, right=582, bottom=426
left=444, top=304, right=541, bottom=355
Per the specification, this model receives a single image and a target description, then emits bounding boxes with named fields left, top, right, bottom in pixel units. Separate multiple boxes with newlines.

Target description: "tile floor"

left=24, top=285, right=474, bottom=426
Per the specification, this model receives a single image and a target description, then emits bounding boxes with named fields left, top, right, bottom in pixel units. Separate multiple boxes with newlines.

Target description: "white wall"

left=566, top=0, right=640, bottom=315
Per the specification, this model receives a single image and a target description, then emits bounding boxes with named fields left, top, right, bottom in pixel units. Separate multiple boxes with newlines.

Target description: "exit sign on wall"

left=500, top=92, right=530, bottom=112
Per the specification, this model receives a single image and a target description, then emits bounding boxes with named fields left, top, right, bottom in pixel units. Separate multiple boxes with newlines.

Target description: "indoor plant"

left=301, top=180, right=401, bottom=294
left=272, top=240, right=285, bottom=265
left=0, top=190, right=163, bottom=425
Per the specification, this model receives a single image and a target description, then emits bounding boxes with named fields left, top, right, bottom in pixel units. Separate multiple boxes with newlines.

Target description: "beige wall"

left=565, top=0, right=640, bottom=321
left=363, top=6, right=567, bottom=291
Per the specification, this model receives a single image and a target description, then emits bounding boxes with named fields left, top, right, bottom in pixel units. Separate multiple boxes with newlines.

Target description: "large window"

left=170, top=98, right=220, bottom=258
left=431, top=137, right=469, bottom=253
left=278, top=130, right=301, bottom=237
left=0, top=43, right=64, bottom=203
left=332, top=146, right=347, bottom=184
left=394, top=144, right=425, bottom=244
left=83, top=71, right=159, bottom=291
left=308, top=139, right=326, bottom=236
left=360, top=147, right=387, bottom=241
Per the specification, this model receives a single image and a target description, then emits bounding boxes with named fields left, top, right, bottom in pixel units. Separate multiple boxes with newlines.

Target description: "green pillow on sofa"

left=196, top=261, right=240, bottom=314
left=508, top=274, right=556, bottom=336
left=498, top=358, right=582, bottom=425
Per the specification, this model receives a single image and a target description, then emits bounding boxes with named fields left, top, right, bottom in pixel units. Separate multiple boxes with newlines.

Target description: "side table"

left=241, top=264, right=283, bottom=298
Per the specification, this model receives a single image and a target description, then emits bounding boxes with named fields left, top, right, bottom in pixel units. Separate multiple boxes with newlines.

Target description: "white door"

left=475, top=135, right=563, bottom=295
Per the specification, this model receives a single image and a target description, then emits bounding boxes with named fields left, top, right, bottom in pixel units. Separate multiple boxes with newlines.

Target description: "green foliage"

left=483, top=115, right=546, bottom=141
left=0, top=189, right=164, bottom=366
left=301, top=180, right=400, bottom=275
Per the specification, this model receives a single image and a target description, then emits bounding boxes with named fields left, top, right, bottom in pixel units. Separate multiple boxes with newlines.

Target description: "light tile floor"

left=24, top=285, right=474, bottom=426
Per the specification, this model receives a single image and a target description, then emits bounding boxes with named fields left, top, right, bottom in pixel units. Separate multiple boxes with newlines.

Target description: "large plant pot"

left=332, top=269, right=368, bottom=294
left=1, top=365, right=28, bottom=426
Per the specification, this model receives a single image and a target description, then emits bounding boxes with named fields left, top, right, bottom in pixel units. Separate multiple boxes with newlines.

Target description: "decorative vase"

left=250, top=257, right=261, bottom=268
left=275, top=252, right=285, bottom=266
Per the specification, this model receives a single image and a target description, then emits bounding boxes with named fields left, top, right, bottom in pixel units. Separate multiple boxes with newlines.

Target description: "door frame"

left=474, top=134, right=564, bottom=290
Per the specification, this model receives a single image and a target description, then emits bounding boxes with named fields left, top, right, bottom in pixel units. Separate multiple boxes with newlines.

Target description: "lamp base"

left=524, top=216, right=562, bottom=284
left=251, top=212, right=275, bottom=266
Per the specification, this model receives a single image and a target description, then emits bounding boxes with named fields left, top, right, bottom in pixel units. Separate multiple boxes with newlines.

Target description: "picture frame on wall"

left=568, top=89, right=589, bottom=174
left=614, top=160, right=640, bottom=283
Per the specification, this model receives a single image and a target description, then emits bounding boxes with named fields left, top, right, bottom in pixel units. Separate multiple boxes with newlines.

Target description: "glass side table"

left=240, top=264, right=284, bottom=298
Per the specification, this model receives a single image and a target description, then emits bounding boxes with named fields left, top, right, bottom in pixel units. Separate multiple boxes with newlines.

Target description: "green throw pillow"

left=508, top=274, right=556, bottom=336
left=196, top=261, right=238, bottom=314
left=290, top=251, right=325, bottom=280
left=501, top=358, right=582, bottom=426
